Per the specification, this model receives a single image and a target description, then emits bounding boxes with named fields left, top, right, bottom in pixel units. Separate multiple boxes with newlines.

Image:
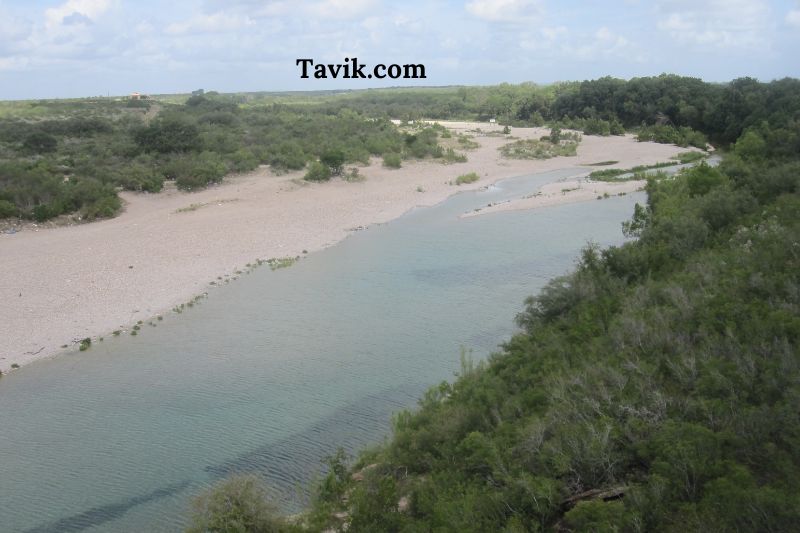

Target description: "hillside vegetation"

left=183, top=77, right=800, bottom=532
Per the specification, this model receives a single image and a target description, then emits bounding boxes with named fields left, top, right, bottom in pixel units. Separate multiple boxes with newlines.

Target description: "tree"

left=22, top=132, right=57, bottom=154
left=320, top=149, right=345, bottom=175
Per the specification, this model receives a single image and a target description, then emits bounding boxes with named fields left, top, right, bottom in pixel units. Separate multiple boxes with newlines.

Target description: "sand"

left=462, top=178, right=649, bottom=218
left=0, top=122, right=695, bottom=372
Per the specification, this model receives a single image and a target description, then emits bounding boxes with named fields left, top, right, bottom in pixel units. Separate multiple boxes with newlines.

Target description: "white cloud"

left=305, top=0, right=377, bottom=19
left=519, top=25, right=639, bottom=62
left=466, top=0, right=544, bottom=23
left=44, top=0, right=111, bottom=30
left=166, top=12, right=255, bottom=35
left=787, top=9, right=800, bottom=28
left=655, top=0, right=771, bottom=49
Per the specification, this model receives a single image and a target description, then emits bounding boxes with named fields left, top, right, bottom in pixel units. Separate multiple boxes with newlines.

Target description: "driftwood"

left=561, top=485, right=627, bottom=509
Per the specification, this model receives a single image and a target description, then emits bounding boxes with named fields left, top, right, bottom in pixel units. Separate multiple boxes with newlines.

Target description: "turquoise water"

left=0, top=168, right=644, bottom=532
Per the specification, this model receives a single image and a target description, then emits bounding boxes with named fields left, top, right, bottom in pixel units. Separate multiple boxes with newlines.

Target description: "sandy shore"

left=462, top=177, right=648, bottom=218
left=0, top=122, right=693, bottom=372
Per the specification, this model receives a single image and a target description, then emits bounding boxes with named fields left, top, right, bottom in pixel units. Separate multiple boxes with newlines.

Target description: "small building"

left=129, top=92, right=149, bottom=100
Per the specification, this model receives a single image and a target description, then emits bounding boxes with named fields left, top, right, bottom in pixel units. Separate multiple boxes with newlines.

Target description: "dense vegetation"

left=182, top=77, right=800, bottom=531
left=0, top=95, right=446, bottom=221
left=3, top=75, right=798, bottom=223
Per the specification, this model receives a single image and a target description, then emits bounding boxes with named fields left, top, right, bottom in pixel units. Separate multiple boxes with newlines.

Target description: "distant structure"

left=489, top=118, right=497, bottom=124
left=129, top=92, right=149, bottom=100
left=191, top=89, right=205, bottom=97
left=654, top=112, right=672, bottom=126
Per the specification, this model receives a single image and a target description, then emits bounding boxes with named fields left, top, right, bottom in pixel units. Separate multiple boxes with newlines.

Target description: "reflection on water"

left=0, top=168, right=644, bottom=532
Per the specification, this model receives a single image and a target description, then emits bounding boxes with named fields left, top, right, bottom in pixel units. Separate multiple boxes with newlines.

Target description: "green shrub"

left=117, top=164, right=163, bottom=193
left=230, top=149, right=260, bottom=173
left=176, top=152, right=228, bottom=190
left=320, top=149, right=345, bottom=175
left=304, top=161, right=331, bottom=182
left=22, top=132, right=57, bottom=154
left=187, top=475, right=285, bottom=533
left=134, top=116, right=201, bottom=153
left=383, top=153, right=402, bottom=168
left=455, top=172, right=480, bottom=185
left=0, top=199, right=17, bottom=218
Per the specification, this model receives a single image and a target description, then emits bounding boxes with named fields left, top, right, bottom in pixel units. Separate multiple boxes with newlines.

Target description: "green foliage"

left=4, top=76, right=797, bottom=221
left=454, top=172, right=480, bottom=185
left=0, top=199, right=17, bottom=217
left=117, top=163, right=164, bottom=193
left=500, top=136, right=579, bottom=159
left=319, top=149, right=345, bottom=175
left=589, top=161, right=677, bottom=181
left=382, top=153, right=402, bottom=168
left=187, top=475, right=287, bottom=533
left=685, top=162, right=727, bottom=196
left=304, top=161, right=331, bottom=182
left=22, top=132, right=57, bottom=154
left=671, top=151, right=706, bottom=164
left=295, top=112, right=800, bottom=530
left=135, top=116, right=201, bottom=153
left=636, top=124, right=708, bottom=149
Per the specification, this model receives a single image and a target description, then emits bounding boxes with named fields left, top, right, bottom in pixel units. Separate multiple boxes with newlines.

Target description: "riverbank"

left=462, top=176, right=648, bottom=217
left=0, top=122, right=694, bottom=372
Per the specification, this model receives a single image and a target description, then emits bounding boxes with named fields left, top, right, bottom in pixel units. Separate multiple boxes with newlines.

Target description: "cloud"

left=787, top=9, right=800, bottom=28
left=466, top=0, right=544, bottom=23
left=306, top=0, right=377, bottom=19
left=44, top=0, right=111, bottom=30
left=166, top=12, right=255, bottom=35
left=62, top=12, right=93, bottom=26
left=655, top=0, right=772, bottom=49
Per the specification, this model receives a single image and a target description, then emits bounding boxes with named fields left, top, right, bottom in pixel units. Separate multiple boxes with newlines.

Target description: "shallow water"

left=1, top=168, right=645, bottom=532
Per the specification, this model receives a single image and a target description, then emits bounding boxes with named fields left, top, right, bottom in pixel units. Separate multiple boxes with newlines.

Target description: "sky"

left=0, top=0, right=798, bottom=100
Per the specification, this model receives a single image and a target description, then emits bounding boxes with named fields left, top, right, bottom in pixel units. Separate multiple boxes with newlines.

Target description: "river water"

left=1, top=168, right=645, bottom=532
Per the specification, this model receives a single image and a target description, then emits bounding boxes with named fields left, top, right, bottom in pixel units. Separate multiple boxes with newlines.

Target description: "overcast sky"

left=1, top=0, right=799, bottom=100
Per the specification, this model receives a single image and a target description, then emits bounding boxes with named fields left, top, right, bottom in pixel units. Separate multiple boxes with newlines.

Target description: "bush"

left=455, top=172, right=480, bottom=185
left=134, top=116, right=201, bottom=153
left=117, top=165, right=164, bottom=193
left=230, top=149, right=260, bottom=173
left=22, top=132, right=57, bottom=154
left=187, top=475, right=285, bottom=533
left=0, top=199, right=17, bottom=218
left=320, top=149, right=345, bottom=175
left=304, top=161, right=331, bottom=182
left=383, top=153, right=402, bottom=168
left=175, top=152, right=228, bottom=190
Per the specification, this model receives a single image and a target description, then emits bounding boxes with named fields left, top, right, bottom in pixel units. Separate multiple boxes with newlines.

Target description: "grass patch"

left=671, top=151, right=706, bottom=164
left=588, top=161, right=678, bottom=181
left=267, top=256, right=298, bottom=270
left=342, top=167, right=366, bottom=182
left=456, top=134, right=480, bottom=150
left=454, top=172, right=480, bottom=185
left=440, top=148, right=467, bottom=164
left=500, top=138, right=579, bottom=160
left=79, top=337, right=91, bottom=351
left=584, top=160, right=619, bottom=166
left=174, top=198, right=238, bottom=214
